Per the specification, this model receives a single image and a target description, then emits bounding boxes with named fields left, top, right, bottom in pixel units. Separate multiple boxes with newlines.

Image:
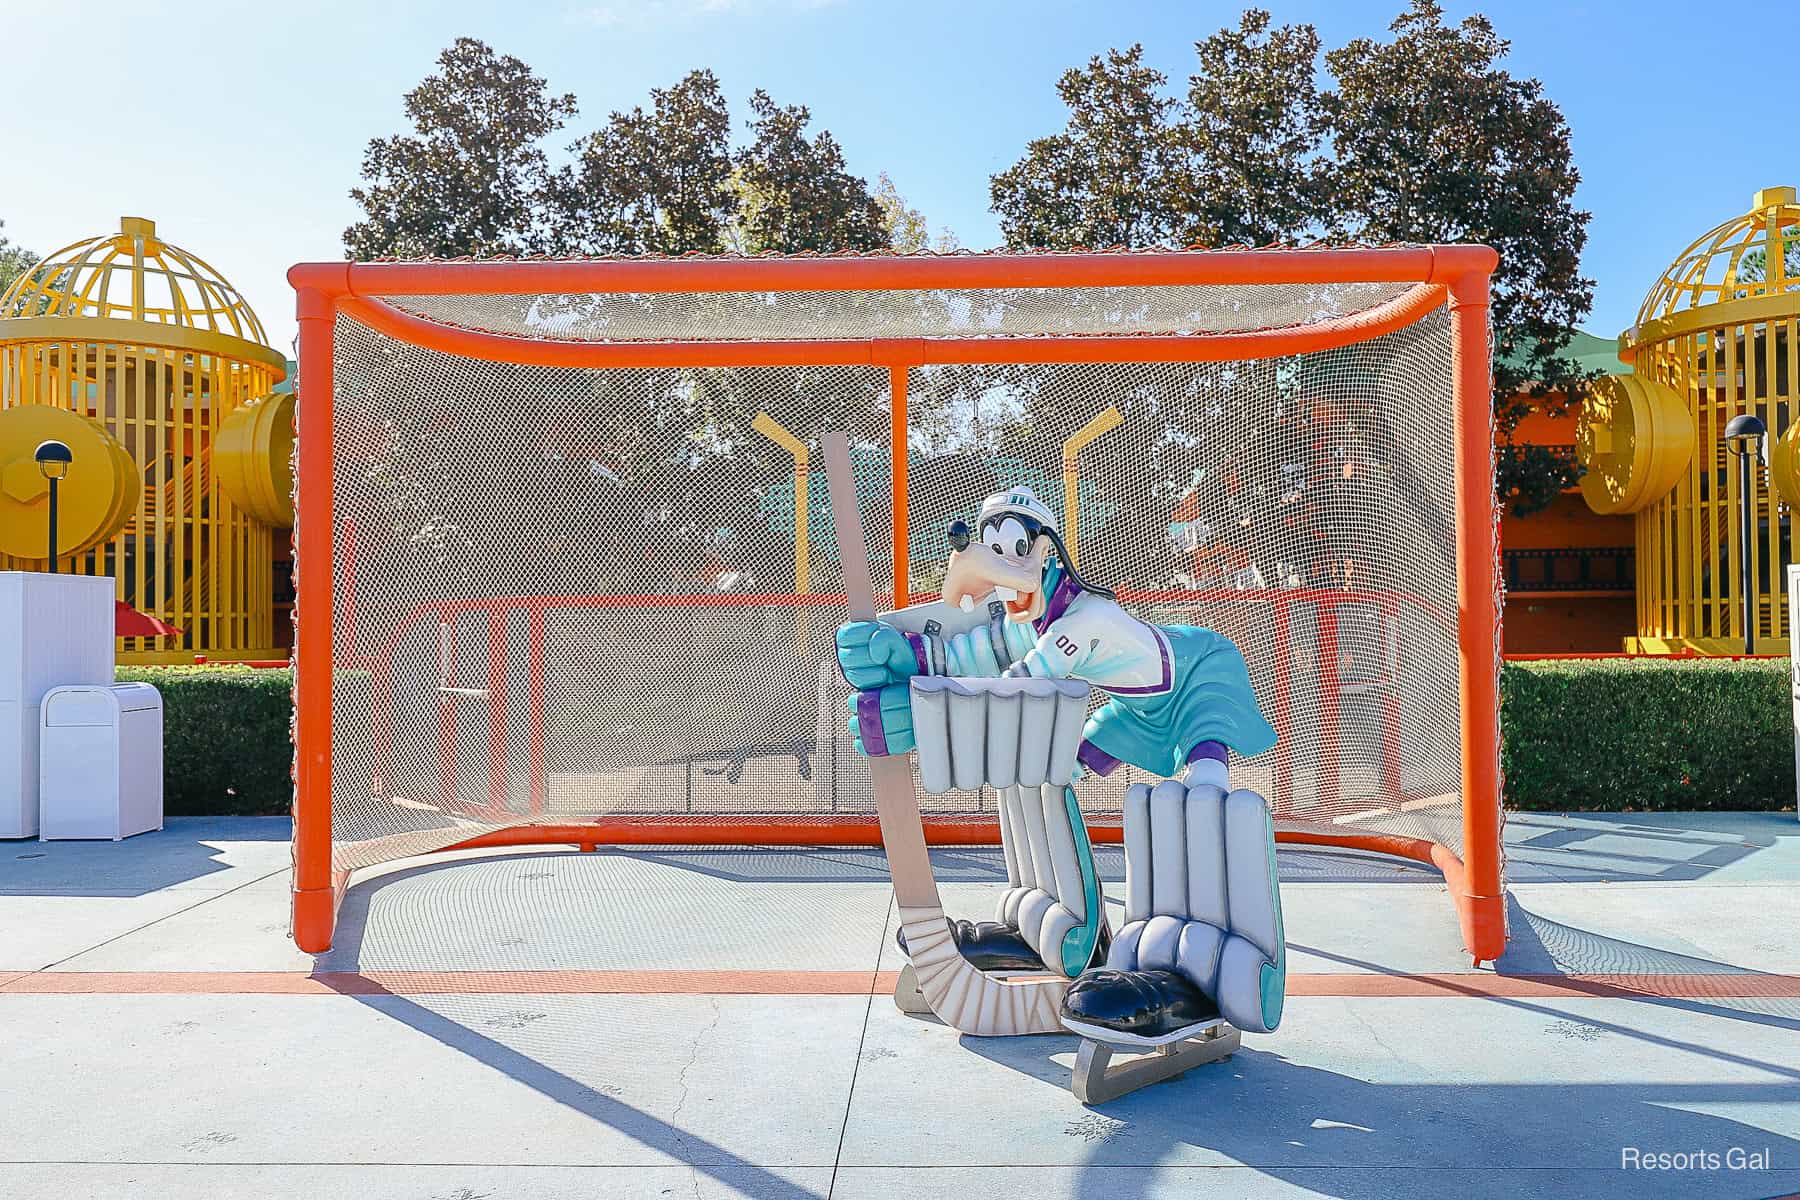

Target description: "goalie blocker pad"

left=1111, top=781, right=1286, bottom=1035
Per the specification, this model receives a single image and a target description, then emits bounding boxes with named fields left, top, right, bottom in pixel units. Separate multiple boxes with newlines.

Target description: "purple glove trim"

left=905, top=632, right=928, bottom=675
left=1185, top=739, right=1228, bottom=766
left=1076, top=739, right=1122, bottom=777
left=855, top=690, right=889, bottom=756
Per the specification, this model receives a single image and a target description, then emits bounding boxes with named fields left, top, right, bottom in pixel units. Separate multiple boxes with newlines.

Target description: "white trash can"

left=0, top=572, right=114, bottom=838
left=38, top=683, right=164, bottom=841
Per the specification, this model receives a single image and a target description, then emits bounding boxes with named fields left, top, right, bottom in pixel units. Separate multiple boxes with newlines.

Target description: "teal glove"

left=836, top=620, right=920, bottom=690
left=846, top=683, right=915, bottom=757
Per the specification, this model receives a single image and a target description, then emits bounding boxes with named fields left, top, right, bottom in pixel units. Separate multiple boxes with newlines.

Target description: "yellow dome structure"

left=1588, top=187, right=1800, bottom=652
left=0, top=216, right=290, bottom=660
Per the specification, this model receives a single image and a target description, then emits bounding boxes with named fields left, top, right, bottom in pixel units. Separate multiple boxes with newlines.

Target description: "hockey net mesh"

left=318, top=283, right=1479, bottom=875
left=380, top=279, right=1414, bottom=342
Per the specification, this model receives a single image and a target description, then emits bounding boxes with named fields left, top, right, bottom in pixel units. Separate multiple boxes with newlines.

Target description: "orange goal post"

left=287, top=246, right=1505, bottom=963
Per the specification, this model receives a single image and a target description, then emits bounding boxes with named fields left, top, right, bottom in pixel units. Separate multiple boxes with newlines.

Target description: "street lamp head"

left=1723, top=413, right=1767, bottom=455
left=33, top=439, right=72, bottom=481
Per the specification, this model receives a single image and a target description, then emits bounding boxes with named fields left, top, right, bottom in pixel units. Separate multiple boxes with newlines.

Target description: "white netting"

left=320, top=287, right=1472, bottom=875
left=896, top=336, right=1463, bottom=856
left=382, top=280, right=1414, bottom=342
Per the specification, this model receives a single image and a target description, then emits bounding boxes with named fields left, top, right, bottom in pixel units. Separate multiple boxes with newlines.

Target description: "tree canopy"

left=873, top=173, right=958, bottom=254
left=343, top=6, right=1598, bottom=605
left=992, top=1, right=1595, bottom=516
left=346, top=44, right=907, bottom=261
left=989, top=46, right=1188, bottom=250
left=551, top=68, right=735, bottom=256
left=991, top=13, right=1326, bottom=251
left=344, top=38, right=577, bottom=260
left=728, top=90, right=888, bottom=254
left=1323, top=1, right=1594, bottom=515
left=0, top=221, right=38, bottom=299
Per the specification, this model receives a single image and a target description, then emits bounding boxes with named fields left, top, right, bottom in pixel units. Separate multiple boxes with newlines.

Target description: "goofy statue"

left=837, top=486, right=1288, bottom=1056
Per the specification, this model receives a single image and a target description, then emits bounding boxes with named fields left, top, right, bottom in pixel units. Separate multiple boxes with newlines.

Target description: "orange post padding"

left=290, top=286, right=337, bottom=955
left=1449, top=265, right=1506, bottom=965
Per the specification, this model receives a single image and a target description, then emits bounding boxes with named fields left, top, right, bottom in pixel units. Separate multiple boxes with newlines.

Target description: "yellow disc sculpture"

left=1596, top=187, right=1800, bottom=653
left=1769, top=423, right=1800, bottom=508
left=215, top=392, right=295, bottom=528
left=1576, top=374, right=1694, bottom=515
left=0, top=406, right=137, bottom=560
left=0, top=217, right=290, bottom=660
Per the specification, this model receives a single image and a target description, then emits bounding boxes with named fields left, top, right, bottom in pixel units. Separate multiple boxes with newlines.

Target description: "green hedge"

left=1501, top=658, right=1793, bottom=811
left=115, top=665, right=293, bottom=816
left=117, top=658, right=1798, bottom=817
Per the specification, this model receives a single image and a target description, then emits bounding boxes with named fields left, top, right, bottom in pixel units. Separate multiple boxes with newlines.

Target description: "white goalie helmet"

left=977, top=487, right=1059, bottom=535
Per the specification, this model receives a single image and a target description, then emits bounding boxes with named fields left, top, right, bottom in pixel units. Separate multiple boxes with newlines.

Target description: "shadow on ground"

left=0, top=816, right=289, bottom=897
left=952, top=1033, right=1800, bottom=1200
left=1504, top=811, right=1796, bottom=883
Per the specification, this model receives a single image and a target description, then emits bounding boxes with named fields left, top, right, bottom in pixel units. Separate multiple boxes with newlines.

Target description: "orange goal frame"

left=286, top=246, right=1505, bottom=964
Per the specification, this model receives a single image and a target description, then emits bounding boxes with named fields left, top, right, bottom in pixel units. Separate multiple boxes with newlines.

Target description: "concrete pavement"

left=1, top=812, right=1797, bottom=1199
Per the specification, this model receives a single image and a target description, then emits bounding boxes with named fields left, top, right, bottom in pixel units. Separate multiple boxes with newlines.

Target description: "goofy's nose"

left=947, top=519, right=971, bottom=552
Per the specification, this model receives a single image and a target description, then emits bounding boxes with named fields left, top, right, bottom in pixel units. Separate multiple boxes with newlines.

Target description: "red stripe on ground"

left=1286, top=973, right=1800, bottom=999
left=2, top=970, right=1798, bottom=998
left=0, top=970, right=900, bottom=996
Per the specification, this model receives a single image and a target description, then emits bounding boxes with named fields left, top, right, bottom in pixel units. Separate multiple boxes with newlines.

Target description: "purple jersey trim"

left=1076, top=739, right=1123, bottom=777
left=1096, top=627, right=1175, bottom=696
left=1185, top=739, right=1228, bottom=766
left=905, top=632, right=928, bottom=676
left=856, top=690, right=889, bottom=756
left=1034, top=568, right=1081, bottom=634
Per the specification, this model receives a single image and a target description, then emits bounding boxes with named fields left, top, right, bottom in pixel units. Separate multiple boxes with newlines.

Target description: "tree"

left=0, top=221, right=37, bottom=299
left=993, top=3, right=1596, bottom=517
left=1174, top=10, right=1324, bottom=247
left=1737, top=230, right=1800, bottom=285
left=729, top=91, right=889, bottom=254
left=1323, top=0, right=1595, bottom=516
left=985, top=22, right=1336, bottom=591
left=989, top=46, right=1187, bottom=250
left=344, top=38, right=577, bottom=259
left=873, top=173, right=959, bottom=253
left=347, top=47, right=920, bottom=264
left=337, top=49, right=970, bottom=612
left=990, top=18, right=1326, bottom=251
left=550, top=69, right=735, bottom=256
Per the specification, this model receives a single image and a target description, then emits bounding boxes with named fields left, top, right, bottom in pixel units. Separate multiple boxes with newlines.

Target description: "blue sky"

left=0, top=0, right=1786, bottom=353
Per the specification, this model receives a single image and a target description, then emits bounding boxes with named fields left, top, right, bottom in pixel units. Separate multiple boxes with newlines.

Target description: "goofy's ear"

left=947, top=519, right=971, bottom=552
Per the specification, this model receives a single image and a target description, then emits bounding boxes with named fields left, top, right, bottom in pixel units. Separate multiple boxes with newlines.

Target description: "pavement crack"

left=670, top=996, right=721, bottom=1122
left=1345, top=998, right=1415, bottom=1068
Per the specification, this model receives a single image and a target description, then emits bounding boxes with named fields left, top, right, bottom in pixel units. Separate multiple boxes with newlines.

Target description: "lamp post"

left=1723, top=414, right=1767, bottom=654
left=33, top=439, right=72, bottom=574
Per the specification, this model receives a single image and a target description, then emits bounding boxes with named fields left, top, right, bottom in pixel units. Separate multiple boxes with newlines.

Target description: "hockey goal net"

left=288, top=248, right=1504, bottom=961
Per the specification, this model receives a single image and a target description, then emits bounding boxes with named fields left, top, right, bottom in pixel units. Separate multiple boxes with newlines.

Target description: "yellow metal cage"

left=1583, top=187, right=1800, bottom=654
left=0, top=217, right=290, bottom=662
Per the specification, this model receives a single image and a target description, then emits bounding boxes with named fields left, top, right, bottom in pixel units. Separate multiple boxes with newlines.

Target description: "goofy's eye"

left=991, top=516, right=1029, bottom=558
